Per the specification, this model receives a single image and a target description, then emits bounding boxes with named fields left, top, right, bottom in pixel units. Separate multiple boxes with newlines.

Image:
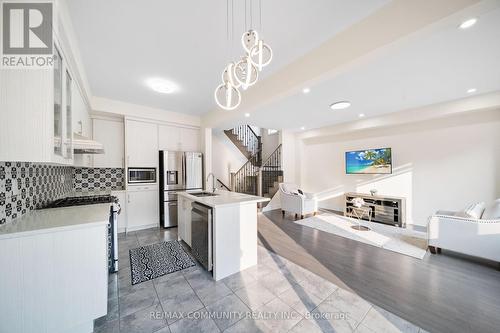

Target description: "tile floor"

left=94, top=227, right=428, bottom=333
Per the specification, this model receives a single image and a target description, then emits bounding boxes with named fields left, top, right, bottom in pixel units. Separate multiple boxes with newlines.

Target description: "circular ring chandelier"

left=214, top=29, right=273, bottom=111
left=234, top=56, right=259, bottom=89
left=214, top=82, right=241, bottom=111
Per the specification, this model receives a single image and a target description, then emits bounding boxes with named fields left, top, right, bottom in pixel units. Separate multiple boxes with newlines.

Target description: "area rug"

left=295, top=214, right=427, bottom=259
left=129, top=240, right=195, bottom=285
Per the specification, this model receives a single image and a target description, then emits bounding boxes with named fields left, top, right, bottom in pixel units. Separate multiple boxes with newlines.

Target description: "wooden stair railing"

left=216, top=178, right=231, bottom=191
left=224, top=126, right=282, bottom=198
left=224, top=125, right=262, bottom=166
left=229, top=144, right=283, bottom=198
left=230, top=151, right=261, bottom=195
left=261, top=144, right=283, bottom=200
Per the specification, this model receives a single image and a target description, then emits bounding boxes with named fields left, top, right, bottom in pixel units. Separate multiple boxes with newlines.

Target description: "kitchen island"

left=0, top=204, right=110, bottom=333
left=177, top=190, right=269, bottom=280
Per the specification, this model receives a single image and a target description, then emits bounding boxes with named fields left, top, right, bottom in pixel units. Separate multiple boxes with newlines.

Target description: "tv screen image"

left=345, top=148, right=392, bottom=174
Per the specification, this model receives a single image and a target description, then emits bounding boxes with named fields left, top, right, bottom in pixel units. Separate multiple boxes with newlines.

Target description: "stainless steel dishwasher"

left=191, top=202, right=213, bottom=271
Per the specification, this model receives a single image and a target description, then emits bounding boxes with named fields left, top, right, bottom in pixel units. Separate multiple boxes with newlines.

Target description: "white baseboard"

left=125, top=223, right=159, bottom=233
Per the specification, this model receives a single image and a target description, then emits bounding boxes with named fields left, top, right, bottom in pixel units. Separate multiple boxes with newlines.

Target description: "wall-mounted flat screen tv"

left=345, top=148, right=392, bottom=174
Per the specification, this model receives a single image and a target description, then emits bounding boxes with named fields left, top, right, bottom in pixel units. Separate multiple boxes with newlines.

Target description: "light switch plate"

left=11, top=183, right=20, bottom=196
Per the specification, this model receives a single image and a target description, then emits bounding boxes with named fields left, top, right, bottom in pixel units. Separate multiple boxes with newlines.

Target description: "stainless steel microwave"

left=128, top=168, right=156, bottom=184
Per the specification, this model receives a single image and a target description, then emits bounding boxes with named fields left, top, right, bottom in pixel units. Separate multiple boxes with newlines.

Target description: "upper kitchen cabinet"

left=180, top=127, right=200, bottom=152
left=158, top=125, right=180, bottom=151
left=72, top=79, right=92, bottom=140
left=125, top=119, right=158, bottom=168
left=72, top=78, right=93, bottom=167
left=93, top=118, right=125, bottom=168
left=0, top=42, right=76, bottom=164
left=50, top=46, right=75, bottom=165
left=158, top=125, right=200, bottom=152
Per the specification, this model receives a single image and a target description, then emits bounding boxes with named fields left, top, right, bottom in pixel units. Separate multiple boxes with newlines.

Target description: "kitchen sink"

left=190, top=192, right=219, bottom=197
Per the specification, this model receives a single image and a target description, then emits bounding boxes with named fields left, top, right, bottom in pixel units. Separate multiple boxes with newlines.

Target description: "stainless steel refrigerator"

left=159, top=151, right=203, bottom=228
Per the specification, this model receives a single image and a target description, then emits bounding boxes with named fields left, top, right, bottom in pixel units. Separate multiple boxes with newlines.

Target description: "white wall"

left=201, top=128, right=213, bottom=191
left=300, top=118, right=500, bottom=227
left=280, top=130, right=300, bottom=185
left=211, top=131, right=248, bottom=187
left=261, top=129, right=280, bottom=161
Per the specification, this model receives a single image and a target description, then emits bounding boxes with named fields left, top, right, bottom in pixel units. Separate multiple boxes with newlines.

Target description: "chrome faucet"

left=207, top=173, right=216, bottom=193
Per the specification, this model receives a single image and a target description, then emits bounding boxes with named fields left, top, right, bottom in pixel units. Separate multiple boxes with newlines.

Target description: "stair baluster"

left=231, top=152, right=260, bottom=195
left=260, top=144, right=283, bottom=200
left=224, top=125, right=261, bottom=164
left=225, top=127, right=281, bottom=197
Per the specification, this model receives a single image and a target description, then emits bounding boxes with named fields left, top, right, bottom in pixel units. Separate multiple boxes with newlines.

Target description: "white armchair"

left=279, top=183, right=318, bottom=220
left=427, top=199, right=500, bottom=263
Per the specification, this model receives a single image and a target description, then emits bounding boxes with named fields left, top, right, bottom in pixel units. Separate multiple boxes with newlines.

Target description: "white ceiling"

left=246, top=3, right=500, bottom=131
left=66, top=0, right=390, bottom=115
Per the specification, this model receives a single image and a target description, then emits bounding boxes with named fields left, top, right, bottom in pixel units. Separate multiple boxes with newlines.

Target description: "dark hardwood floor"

left=257, top=209, right=500, bottom=333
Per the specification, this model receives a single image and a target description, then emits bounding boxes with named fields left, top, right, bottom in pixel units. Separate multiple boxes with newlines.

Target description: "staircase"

left=231, top=152, right=260, bottom=195
left=224, top=125, right=262, bottom=166
left=261, top=144, right=283, bottom=200
left=223, top=125, right=283, bottom=199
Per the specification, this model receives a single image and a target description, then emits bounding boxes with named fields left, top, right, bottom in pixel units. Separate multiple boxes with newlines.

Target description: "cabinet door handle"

left=127, top=194, right=131, bottom=203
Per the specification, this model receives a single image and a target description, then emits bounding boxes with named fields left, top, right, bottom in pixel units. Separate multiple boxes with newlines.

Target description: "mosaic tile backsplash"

left=0, top=162, right=125, bottom=225
left=72, top=167, right=124, bottom=192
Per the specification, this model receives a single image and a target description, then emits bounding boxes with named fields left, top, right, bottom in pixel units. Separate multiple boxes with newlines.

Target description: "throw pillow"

left=482, top=199, right=500, bottom=219
left=458, top=202, right=486, bottom=219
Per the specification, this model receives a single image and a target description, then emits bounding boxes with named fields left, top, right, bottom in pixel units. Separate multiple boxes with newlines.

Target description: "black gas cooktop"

left=40, top=194, right=116, bottom=209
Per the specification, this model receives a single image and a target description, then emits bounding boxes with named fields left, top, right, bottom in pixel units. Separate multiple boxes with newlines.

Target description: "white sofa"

left=427, top=199, right=500, bottom=263
left=279, top=183, right=318, bottom=219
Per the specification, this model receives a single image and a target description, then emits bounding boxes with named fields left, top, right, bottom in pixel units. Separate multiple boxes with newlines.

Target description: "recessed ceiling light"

left=146, top=78, right=179, bottom=94
left=330, top=101, right=351, bottom=110
left=467, top=88, right=477, bottom=93
left=300, top=126, right=305, bottom=130
left=358, top=113, right=365, bottom=118
left=244, top=113, right=250, bottom=117
left=459, top=18, right=477, bottom=29
left=302, top=87, right=311, bottom=94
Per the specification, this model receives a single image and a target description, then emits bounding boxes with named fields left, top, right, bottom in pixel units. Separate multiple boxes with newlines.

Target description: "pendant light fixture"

left=250, top=39, right=273, bottom=71
left=214, top=0, right=273, bottom=110
left=234, top=55, right=259, bottom=89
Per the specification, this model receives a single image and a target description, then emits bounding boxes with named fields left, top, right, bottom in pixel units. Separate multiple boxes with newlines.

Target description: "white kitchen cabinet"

left=0, top=40, right=86, bottom=165
left=0, top=221, right=108, bottom=333
left=53, top=47, right=64, bottom=159
left=0, top=63, right=52, bottom=162
left=72, top=80, right=91, bottom=139
left=158, top=124, right=180, bottom=151
left=72, top=77, right=93, bottom=167
left=126, top=186, right=159, bottom=231
left=180, top=127, right=200, bottom=151
left=52, top=46, right=74, bottom=164
left=93, top=118, right=124, bottom=168
left=126, top=120, right=158, bottom=167
left=177, top=195, right=193, bottom=246
left=158, top=125, right=200, bottom=152
left=112, top=191, right=127, bottom=233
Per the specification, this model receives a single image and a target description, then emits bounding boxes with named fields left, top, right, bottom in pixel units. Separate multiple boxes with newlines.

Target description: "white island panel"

left=213, top=203, right=258, bottom=281
left=0, top=205, right=109, bottom=333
